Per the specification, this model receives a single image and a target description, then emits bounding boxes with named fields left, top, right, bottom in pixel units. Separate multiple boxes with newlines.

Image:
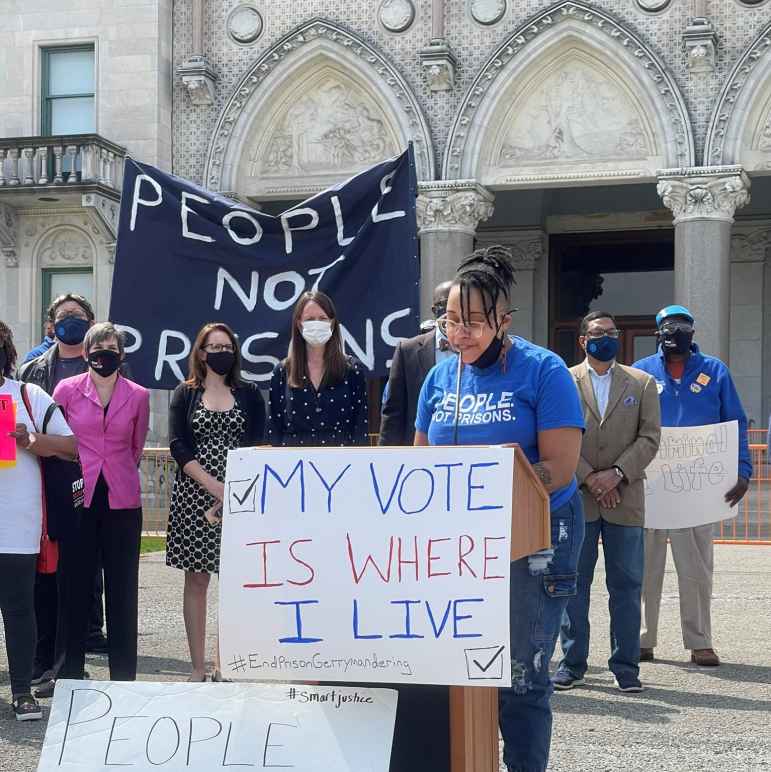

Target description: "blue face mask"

left=55, top=315, right=89, bottom=346
left=585, top=335, right=619, bottom=363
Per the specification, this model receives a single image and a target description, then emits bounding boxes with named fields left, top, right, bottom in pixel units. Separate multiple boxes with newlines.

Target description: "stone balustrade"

left=0, top=134, right=126, bottom=191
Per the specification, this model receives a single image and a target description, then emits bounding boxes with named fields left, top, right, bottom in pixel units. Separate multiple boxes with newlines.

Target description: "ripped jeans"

left=499, top=490, right=584, bottom=772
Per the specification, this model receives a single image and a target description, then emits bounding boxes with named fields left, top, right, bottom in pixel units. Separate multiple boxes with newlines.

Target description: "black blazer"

left=168, top=382, right=266, bottom=471
left=379, top=331, right=436, bottom=446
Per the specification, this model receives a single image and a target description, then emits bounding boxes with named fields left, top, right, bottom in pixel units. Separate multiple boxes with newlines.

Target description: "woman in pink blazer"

left=53, top=322, right=150, bottom=682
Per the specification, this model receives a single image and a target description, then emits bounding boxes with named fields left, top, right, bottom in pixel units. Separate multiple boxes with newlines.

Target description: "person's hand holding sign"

left=725, top=477, right=749, bottom=508
left=10, top=422, right=34, bottom=450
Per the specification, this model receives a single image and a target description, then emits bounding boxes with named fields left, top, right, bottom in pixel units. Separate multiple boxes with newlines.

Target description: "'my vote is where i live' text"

left=219, top=447, right=515, bottom=686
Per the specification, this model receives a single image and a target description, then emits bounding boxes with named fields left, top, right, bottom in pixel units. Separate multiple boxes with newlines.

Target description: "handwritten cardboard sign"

left=37, top=680, right=397, bottom=772
left=0, top=395, right=16, bottom=468
left=644, top=421, right=739, bottom=529
left=219, top=446, right=514, bottom=687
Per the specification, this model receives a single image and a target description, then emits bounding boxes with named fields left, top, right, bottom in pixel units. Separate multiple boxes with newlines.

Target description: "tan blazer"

left=572, top=361, right=661, bottom=527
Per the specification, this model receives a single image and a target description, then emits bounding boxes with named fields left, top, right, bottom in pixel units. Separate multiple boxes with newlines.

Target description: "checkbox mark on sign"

left=465, top=645, right=505, bottom=681
left=228, top=477, right=259, bottom=514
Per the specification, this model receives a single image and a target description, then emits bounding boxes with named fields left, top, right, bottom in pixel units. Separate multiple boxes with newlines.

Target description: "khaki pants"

left=640, top=524, right=714, bottom=651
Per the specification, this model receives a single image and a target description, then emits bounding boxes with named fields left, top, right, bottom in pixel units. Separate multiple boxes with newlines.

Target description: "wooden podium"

left=449, top=445, right=550, bottom=772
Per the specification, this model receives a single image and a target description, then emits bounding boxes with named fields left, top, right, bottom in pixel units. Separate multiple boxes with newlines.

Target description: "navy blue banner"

left=109, top=148, right=419, bottom=389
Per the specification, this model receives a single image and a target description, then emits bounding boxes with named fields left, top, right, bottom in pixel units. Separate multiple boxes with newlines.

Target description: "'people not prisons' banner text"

left=109, top=149, right=419, bottom=388
left=219, top=446, right=515, bottom=687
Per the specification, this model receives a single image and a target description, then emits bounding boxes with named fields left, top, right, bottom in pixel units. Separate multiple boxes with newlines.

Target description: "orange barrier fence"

left=140, top=437, right=771, bottom=543
left=714, top=442, right=771, bottom=544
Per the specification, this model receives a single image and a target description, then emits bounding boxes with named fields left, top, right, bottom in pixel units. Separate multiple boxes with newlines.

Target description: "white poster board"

left=37, top=680, right=397, bottom=772
left=220, top=446, right=514, bottom=687
left=644, top=421, right=739, bottom=529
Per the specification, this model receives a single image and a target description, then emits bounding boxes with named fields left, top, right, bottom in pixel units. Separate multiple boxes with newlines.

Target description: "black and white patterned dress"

left=267, top=359, right=369, bottom=447
left=166, top=403, right=245, bottom=574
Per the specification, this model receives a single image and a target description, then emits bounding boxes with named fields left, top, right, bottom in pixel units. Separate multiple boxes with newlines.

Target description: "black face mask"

left=470, top=329, right=505, bottom=370
left=88, top=349, right=120, bottom=378
left=88, top=349, right=121, bottom=378
left=432, top=302, right=447, bottom=320
left=206, top=351, right=236, bottom=376
left=660, top=329, right=694, bottom=357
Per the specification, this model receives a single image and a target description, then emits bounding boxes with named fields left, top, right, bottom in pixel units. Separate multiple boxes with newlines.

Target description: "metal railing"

left=140, top=448, right=175, bottom=534
left=0, top=133, right=125, bottom=190
left=140, top=435, right=771, bottom=543
left=714, top=443, right=770, bottom=544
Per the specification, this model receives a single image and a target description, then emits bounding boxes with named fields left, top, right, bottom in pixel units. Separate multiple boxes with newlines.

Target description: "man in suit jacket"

left=554, top=311, right=661, bottom=693
left=379, top=281, right=452, bottom=446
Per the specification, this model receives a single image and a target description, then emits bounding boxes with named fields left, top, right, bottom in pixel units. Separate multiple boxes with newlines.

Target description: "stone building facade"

left=2, top=0, right=771, bottom=437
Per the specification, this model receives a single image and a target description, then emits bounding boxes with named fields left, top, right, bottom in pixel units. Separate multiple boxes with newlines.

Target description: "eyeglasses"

left=438, top=311, right=514, bottom=339
left=203, top=343, right=235, bottom=353
left=437, top=317, right=486, bottom=339
left=55, top=312, right=88, bottom=323
left=586, top=328, right=621, bottom=339
left=659, top=322, right=694, bottom=335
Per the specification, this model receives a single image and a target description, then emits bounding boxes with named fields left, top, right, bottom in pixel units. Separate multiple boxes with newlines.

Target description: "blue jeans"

left=558, top=518, right=644, bottom=681
left=499, top=490, right=584, bottom=772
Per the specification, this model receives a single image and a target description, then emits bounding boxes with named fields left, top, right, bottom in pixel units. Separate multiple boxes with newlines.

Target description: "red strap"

left=20, top=385, right=57, bottom=573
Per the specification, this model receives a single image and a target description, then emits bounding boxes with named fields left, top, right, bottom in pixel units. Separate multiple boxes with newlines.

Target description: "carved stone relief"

left=470, top=0, right=507, bottom=26
left=444, top=1, right=694, bottom=180
left=379, top=0, right=415, bottom=33
left=416, top=182, right=495, bottom=235
left=496, top=59, right=652, bottom=168
left=636, top=0, right=671, bottom=11
left=227, top=5, right=263, bottom=45
left=758, top=111, right=771, bottom=152
left=205, top=20, right=435, bottom=194
left=657, top=167, right=751, bottom=225
left=705, top=23, right=771, bottom=166
left=37, top=227, right=95, bottom=267
left=735, top=93, right=771, bottom=171
left=0, top=202, right=17, bottom=251
left=247, top=69, right=399, bottom=181
left=731, top=228, right=771, bottom=263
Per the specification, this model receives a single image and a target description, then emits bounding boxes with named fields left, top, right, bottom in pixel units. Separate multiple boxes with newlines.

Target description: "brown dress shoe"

left=639, top=647, right=654, bottom=662
left=691, top=648, right=720, bottom=666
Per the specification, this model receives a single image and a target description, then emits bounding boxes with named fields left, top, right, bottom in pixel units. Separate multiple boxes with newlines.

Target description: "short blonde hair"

left=83, top=322, right=125, bottom=356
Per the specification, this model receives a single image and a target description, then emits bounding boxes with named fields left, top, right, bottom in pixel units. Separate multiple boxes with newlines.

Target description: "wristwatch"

left=612, top=465, right=624, bottom=480
left=25, top=431, right=37, bottom=450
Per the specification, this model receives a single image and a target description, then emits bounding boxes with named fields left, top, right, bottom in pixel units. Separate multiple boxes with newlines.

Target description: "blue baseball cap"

left=656, top=305, right=694, bottom=328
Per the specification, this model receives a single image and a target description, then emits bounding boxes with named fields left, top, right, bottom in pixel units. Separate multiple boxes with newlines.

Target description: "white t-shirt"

left=0, top=378, right=73, bottom=554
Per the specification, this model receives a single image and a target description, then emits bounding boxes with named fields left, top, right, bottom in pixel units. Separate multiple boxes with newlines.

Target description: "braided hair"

left=454, top=245, right=516, bottom=329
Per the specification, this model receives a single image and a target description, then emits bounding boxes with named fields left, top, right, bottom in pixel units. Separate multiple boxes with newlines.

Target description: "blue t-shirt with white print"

left=415, top=337, right=585, bottom=510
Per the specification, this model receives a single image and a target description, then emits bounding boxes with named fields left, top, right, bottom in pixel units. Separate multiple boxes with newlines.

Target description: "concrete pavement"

left=1, top=545, right=769, bottom=771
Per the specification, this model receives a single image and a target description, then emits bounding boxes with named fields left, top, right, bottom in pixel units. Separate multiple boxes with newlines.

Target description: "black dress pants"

left=0, top=553, right=37, bottom=696
left=59, top=476, right=142, bottom=681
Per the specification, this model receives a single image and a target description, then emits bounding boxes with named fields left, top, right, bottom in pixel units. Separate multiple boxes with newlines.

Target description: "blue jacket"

left=22, top=336, right=55, bottom=364
left=633, top=345, right=752, bottom=480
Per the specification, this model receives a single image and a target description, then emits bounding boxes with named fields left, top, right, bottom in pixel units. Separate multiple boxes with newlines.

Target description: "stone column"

left=657, top=166, right=751, bottom=362
left=474, top=229, right=546, bottom=342
left=730, top=228, right=769, bottom=426
left=416, top=182, right=494, bottom=320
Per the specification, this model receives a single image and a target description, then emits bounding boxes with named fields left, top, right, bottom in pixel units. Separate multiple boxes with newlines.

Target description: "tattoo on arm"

left=533, top=462, right=552, bottom=488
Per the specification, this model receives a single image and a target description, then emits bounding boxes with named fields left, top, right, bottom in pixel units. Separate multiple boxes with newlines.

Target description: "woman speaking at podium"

left=414, top=246, right=585, bottom=772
